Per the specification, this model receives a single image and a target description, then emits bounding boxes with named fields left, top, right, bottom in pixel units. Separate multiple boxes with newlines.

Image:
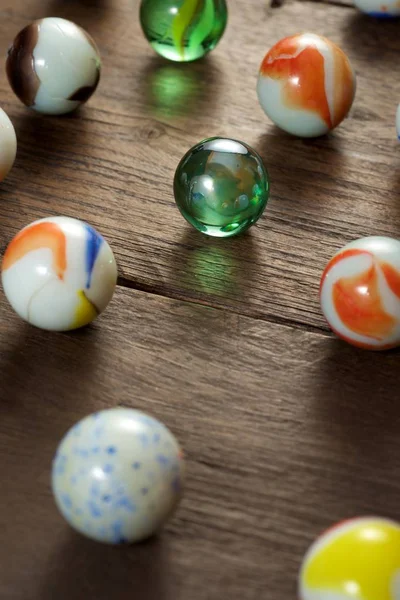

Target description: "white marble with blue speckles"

left=353, top=0, right=400, bottom=16
left=52, top=408, right=184, bottom=544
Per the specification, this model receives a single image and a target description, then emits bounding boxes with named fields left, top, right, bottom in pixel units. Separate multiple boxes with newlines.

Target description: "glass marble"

left=140, top=0, right=228, bottom=62
left=257, top=33, right=356, bottom=138
left=1, top=216, right=117, bottom=331
left=299, top=517, right=400, bottom=600
left=174, top=137, right=270, bottom=237
left=52, top=407, right=185, bottom=544
left=320, top=236, right=400, bottom=350
left=6, top=18, right=101, bottom=115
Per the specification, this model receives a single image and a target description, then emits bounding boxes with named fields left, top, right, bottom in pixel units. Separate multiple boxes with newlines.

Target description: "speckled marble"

left=353, top=0, right=400, bottom=17
left=52, top=408, right=185, bottom=544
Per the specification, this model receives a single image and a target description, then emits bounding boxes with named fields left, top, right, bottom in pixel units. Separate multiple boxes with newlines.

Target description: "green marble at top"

left=174, top=138, right=270, bottom=238
left=140, top=0, right=228, bottom=62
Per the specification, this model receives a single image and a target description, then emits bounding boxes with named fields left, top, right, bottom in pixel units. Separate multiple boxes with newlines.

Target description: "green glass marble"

left=173, top=138, right=270, bottom=238
left=139, top=0, right=228, bottom=62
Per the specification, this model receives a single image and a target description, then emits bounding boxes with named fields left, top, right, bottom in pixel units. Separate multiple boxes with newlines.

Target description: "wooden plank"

left=0, top=0, right=398, bottom=330
left=1, top=288, right=400, bottom=599
left=1, top=2, right=399, bottom=599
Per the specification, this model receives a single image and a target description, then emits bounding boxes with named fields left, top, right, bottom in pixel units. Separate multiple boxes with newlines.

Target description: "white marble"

left=1, top=216, right=117, bottom=331
left=0, top=108, right=17, bottom=182
left=52, top=408, right=185, bottom=544
left=33, top=18, right=100, bottom=114
left=353, top=0, right=400, bottom=16
left=320, top=236, right=400, bottom=349
left=257, top=34, right=356, bottom=138
left=7, top=17, right=101, bottom=115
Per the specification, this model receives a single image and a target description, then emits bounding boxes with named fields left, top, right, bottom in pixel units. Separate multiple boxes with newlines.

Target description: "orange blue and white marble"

left=397, top=104, right=400, bottom=140
left=1, top=216, right=117, bottom=331
left=320, top=236, right=400, bottom=350
left=52, top=408, right=184, bottom=544
left=299, top=517, right=400, bottom=600
left=353, top=0, right=400, bottom=16
left=257, top=33, right=356, bottom=138
left=6, top=18, right=101, bottom=115
left=0, top=107, right=16, bottom=182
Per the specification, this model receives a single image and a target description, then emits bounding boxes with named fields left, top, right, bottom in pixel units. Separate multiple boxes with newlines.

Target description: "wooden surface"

left=0, top=0, right=399, bottom=598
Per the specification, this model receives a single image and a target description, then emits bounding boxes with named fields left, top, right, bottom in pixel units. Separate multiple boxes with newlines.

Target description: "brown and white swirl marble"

left=6, top=18, right=101, bottom=115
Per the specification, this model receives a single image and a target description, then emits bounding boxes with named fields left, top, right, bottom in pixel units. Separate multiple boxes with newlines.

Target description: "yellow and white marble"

left=299, top=517, right=400, bottom=600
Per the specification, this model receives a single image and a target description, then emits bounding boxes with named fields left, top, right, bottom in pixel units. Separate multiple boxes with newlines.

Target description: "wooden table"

left=0, top=0, right=399, bottom=598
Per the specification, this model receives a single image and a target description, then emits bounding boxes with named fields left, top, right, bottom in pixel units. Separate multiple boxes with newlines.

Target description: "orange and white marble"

left=257, top=33, right=356, bottom=138
left=320, top=236, right=400, bottom=350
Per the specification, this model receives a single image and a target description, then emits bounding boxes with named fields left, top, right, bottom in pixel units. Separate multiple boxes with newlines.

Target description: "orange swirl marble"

left=320, top=238, right=400, bottom=350
left=257, top=34, right=356, bottom=137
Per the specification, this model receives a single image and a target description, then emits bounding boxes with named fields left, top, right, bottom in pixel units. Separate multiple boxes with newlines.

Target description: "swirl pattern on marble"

left=257, top=33, right=356, bottom=138
left=1, top=216, right=117, bottom=331
left=6, top=17, right=101, bottom=115
left=320, top=236, right=400, bottom=350
left=299, top=517, right=400, bottom=600
left=140, top=0, right=228, bottom=62
left=52, top=408, right=184, bottom=544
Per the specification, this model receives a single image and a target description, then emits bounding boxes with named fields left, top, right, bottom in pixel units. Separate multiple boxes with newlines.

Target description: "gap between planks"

left=277, top=0, right=354, bottom=7
left=116, top=274, right=333, bottom=338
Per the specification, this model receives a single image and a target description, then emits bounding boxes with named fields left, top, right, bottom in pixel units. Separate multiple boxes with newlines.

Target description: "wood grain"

left=1, top=288, right=400, bottom=599
left=1, top=0, right=400, bottom=598
left=0, top=0, right=399, bottom=329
